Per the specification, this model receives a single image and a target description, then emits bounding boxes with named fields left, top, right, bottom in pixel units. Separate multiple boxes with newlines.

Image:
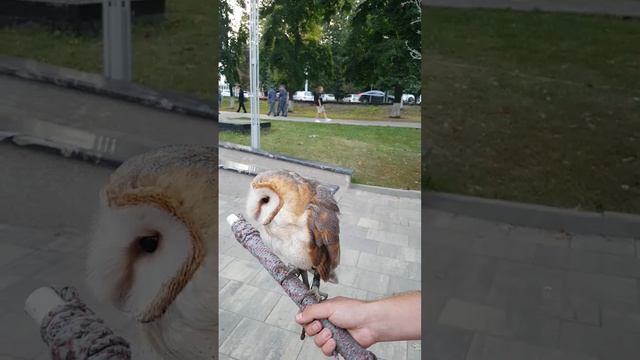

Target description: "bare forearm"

left=366, top=291, right=421, bottom=343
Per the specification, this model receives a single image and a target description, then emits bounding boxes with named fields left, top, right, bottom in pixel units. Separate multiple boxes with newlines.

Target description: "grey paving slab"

left=424, top=250, right=497, bottom=303
left=366, top=228, right=410, bottom=247
left=406, top=340, right=422, bottom=360
left=219, top=254, right=236, bottom=271
left=336, top=264, right=391, bottom=295
left=377, top=242, right=422, bottom=263
left=566, top=271, right=638, bottom=305
left=601, top=306, right=640, bottom=333
left=265, top=295, right=305, bottom=334
left=0, top=311, right=46, bottom=359
left=602, top=253, right=640, bottom=278
left=219, top=318, right=303, bottom=360
left=0, top=143, right=110, bottom=230
left=438, top=298, right=512, bottom=337
left=245, top=268, right=286, bottom=296
left=321, top=282, right=369, bottom=299
left=0, top=243, right=35, bottom=267
left=560, top=296, right=600, bottom=326
left=219, top=309, right=243, bottom=346
left=422, top=324, right=472, bottom=360
left=340, top=247, right=361, bottom=267
left=357, top=252, right=411, bottom=278
left=508, top=226, right=571, bottom=248
left=387, top=276, right=422, bottom=295
left=368, top=340, right=408, bottom=360
left=466, top=333, right=596, bottom=360
left=533, top=244, right=607, bottom=274
left=487, top=261, right=565, bottom=315
left=219, top=258, right=263, bottom=283
left=571, top=234, right=635, bottom=257
left=296, top=339, right=336, bottom=360
left=219, top=281, right=281, bottom=322
left=472, top=235, right=536, bottom=263
left=559, top=321, right=640, bottom=360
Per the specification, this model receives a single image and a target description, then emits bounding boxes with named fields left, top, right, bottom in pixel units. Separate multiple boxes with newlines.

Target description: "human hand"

left=295, top=296, right=377, bottom=356
left=295, top=292, right=421, bottom=357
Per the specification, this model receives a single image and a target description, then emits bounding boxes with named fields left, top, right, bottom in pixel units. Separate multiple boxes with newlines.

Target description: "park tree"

left=320, top=7, right=353, bottom=100
left=345, top=0, right=421, bottom=96
left=219, top=0, right=249, bottom=100
left=260, top=0, right=353, bottom=110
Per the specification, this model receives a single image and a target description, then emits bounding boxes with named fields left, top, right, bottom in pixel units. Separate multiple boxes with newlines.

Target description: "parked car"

left=402, top=94, right=416, bottom=104
left=292, top=91, right=314, bottom=102
left=417, top=95, right=421, bottom=105
left=342, top=94, right=360, bottom=103
left=321, top=93, right=336, bottom=103
left=358, top=90, right=394, bottom=104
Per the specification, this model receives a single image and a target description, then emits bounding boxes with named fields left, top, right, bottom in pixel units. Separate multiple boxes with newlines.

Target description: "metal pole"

left=102, top=0, right=132, bottom=81
left=249, top=0, right=260, bottom=150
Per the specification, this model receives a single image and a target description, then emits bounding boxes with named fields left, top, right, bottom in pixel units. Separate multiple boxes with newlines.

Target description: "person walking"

left=278, top=84, right=288, bottom=117
left=314, top=85, right=331, bottom=122
left=267, top=86, right=277, bottom=116
left=391, top=83, right=402, bottom=118
left=236, top=86, right=247, bottom=113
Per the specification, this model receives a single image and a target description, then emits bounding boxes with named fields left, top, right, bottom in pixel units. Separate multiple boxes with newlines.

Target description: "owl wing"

left=307, top=185, right=340, bottom=283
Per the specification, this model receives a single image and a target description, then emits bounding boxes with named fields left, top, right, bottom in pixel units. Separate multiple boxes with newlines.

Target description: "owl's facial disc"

left=246, top=186, right=281, bottom=225
left=87, top=203, right=191, bottom=319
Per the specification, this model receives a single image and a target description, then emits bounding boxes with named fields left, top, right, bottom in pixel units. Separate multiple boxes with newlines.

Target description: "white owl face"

left=246, top=186, right=281, bottom=225
left=87, top=197, right=192, bottom=319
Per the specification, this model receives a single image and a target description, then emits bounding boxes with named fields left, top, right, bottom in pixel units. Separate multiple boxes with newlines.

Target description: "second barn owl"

left=86, top=145, right=217, bottom=360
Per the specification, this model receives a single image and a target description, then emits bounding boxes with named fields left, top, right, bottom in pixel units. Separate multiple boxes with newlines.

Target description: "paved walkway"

left=426, top=0, right=640, bottom=17
left=220, top=111, right=421, bottom=129
left=0, top=143, right=130, bottom=360
left=423, top=206, right=640, bottom=360
left=218, top=170, right=421, bottom=360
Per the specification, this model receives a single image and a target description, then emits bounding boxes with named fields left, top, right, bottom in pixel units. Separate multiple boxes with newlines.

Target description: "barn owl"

left=86, top=145, right=217, bottom=360
left=245, top=170, right=340, bottom=338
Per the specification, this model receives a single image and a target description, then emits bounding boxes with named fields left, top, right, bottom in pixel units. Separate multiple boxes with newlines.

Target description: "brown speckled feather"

left=308, top=183, right=340, bottom=283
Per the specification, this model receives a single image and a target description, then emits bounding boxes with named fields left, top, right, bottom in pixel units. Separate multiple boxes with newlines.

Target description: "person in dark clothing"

left=277, top=84, right=288, bottom=117
left=391, top=83, right=403, bottom=118
left=314, top=85, right=330, bottom=122
left=267, top=86, right=276, bottom=116
left=237, top=86, right=247, bottom=113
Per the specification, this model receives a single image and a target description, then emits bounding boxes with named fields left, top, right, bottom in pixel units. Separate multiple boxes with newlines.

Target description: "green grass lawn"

left=424, top=8, right=640, bottom=213
left=221, top=122, right=421, bottom=190
left=0, top=0, right=216, bottom=100
left=221, top=97, right=421, bottom=122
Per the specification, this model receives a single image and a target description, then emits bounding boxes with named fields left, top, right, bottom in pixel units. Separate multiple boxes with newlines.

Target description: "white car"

left=293, top=91, right=314, bottom=102
left=402, top=94, right=416, bottom=104
left=341, top=94, right=360, bottom=103
left=321, top=94, right=336, bottom=102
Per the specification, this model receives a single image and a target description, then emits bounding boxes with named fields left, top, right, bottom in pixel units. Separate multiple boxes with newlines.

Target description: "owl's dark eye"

left=138, top=234, right=160, bottom=254
left=261, top=197, right=270, bottom=204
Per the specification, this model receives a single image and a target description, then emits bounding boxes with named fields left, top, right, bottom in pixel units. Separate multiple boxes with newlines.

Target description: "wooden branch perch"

left=25, top=286, right=131, bottom=359
left=227, top=213, right=378, bottom=360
